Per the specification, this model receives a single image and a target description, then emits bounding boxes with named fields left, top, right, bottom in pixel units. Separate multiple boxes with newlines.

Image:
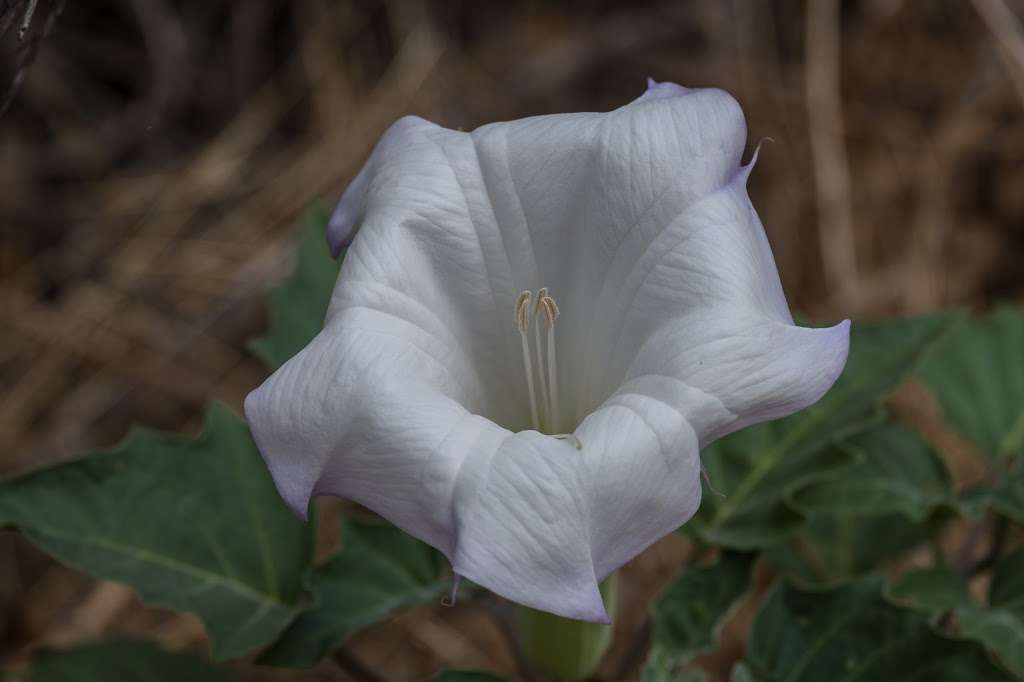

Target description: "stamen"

left=540, top=295, right=561, bottom=432
left=516, top=291, right=540, bottom=431
left=532, top=292, right=551, bottom=427
left=514, top=287, right=566, bottom=437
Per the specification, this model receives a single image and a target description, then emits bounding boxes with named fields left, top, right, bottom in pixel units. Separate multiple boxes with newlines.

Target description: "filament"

left=541, top=296, right=561, bottom=432
left=513, top=287, right=573, bottom=447
left=516, top=291, right=540, bottom=431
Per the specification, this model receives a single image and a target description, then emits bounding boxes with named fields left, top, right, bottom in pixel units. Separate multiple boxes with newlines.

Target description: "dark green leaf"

left=957, top=550, right=1024, bottom=677
left=958, top=486, right=996, bottom=521
left=988, top=549, right=1024, bottom=611
left=888, top=568, right=972, bottom=613
left=19, top=639, right=234, bottom=682
left=967, top=464, right=1024, bottom=523
left=743, top=576, right=1012, bottom=681
left=787, top=424, right=953, bottom=521
left=249, top=206, right=342, bottom=369
left=729, top=664, right=754, bottom=682
left=0, top=404, right=314, bottom=659
left=425, top=672, right=510, bottom=682
left=643, top=656, right=710, bottom=682
left=918, top=306, right=1024, bottom=461
left=260, top=519, right=447, bottom=667
left=763, top=513, right=932, bottom=585
left=765, top=424, right=952, bottom=585
left=691, top=314, right=959, bottom=548
left=649, top=552, right=753, bottom=672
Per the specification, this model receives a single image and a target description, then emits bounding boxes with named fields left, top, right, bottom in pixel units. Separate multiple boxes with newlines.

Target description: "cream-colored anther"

left=515, top=290, right=531, bottom=333
left=533, top=287, right=549, bottom=315
left=516, top=288, right=540, bottom=428
left=539, top=295, right=559, bottom=324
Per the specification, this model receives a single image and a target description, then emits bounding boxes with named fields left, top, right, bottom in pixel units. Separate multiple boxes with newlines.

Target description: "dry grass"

left=1, top=1, right=1023, bottom=680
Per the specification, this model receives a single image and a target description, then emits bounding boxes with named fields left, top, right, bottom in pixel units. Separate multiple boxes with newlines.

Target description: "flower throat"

left=515, top=289, right=580, bottom=448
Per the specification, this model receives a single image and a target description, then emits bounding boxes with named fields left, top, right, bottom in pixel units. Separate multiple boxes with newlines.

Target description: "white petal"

left=245, top=317, right=612, bottom=621
left=576, top=158, right=802, bottom=412
left=248, top=82, right=851, bottom=622
left=246, top=310, right=730, bottom=622
left=626, top=314, right=851, bottom=444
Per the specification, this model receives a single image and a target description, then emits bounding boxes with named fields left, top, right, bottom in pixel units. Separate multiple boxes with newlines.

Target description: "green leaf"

left=249, top=206, right=342, bottom=369
left=918, top=305, right=1024, bottom=461
left=643, top=656, right=710, bottom=682
left=888, top=568, right=972, bottom=613
left=260, top=519, right=447, bottom=667
left=958, top=486, right=997, bottom=521
left=729, top=664, right=754, bottom=682
left=18, top=639, right=234, bottom=682
left=425, top=672, right=510, bottom=682
left=787, top=424, right=953, bottom=521
left=649, top=552, right=753, bottom=673
left=0, top=404, right=314, bottom=659
left=957, top=550, right=1024, bottom=677
left=764, top=424, right=953, bottom=585
left=967, top=464, right=1024, bottom=523
left=691, top=314, right=959, bottom=548
left=988, top=549, right=1024, bottom=611
left=763, top=513, right=932, bottom=585
left=742, top=576, right=1013, bottom=681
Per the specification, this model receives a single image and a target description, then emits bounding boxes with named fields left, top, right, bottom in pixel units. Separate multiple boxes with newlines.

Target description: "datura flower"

left=245, top=79, right=850, bottom=623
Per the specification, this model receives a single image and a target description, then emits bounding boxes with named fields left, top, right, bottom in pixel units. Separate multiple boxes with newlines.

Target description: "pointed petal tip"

left=528, top=586, right=610, bottom=624
left=815, top=318, right=853, bottom=399
left=326, top=163, right=372, bottom=257
left=451, top=549, right=609, bottom=624
left=243, top=387, right=314, bottom=523
left=738, top=137, right=776, bottom=184
left=326, top=201, right=357, bottom=257
left=591, top=605, right=612, bottom=626
left=639, top=78, right=691, bottom=101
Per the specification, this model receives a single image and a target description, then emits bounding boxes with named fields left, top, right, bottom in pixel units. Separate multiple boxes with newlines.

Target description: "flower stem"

left=515, top=574, right=618, bottom=681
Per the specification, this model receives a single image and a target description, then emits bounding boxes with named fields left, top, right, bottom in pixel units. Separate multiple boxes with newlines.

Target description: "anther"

left=515, top=290, right=531, bottom=333
left=540, top=296, right=559, bottom=326
left=534, top=287, right=549, bottom=316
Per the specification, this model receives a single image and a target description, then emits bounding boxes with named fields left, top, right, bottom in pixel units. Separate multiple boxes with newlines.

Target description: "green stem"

left=515, top=574, right=618, bottom=681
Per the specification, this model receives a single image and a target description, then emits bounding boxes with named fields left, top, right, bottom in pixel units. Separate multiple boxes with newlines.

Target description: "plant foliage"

left=3, top=214, right=1022, bottom=679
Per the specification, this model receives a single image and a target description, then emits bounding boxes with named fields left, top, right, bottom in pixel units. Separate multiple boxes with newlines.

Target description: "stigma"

left=515, top=289, right=579, bottom=448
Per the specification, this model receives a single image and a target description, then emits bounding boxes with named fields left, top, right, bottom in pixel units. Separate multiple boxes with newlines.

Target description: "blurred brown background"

left=1, top=1, right=1022, bottom=680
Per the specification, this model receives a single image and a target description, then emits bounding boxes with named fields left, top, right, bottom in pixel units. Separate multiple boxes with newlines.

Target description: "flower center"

left=515, top=289, right=581, bottom=448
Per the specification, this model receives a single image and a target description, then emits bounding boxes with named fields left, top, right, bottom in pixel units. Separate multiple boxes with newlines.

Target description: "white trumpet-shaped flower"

left=245, top=80, right=850, bottom=623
